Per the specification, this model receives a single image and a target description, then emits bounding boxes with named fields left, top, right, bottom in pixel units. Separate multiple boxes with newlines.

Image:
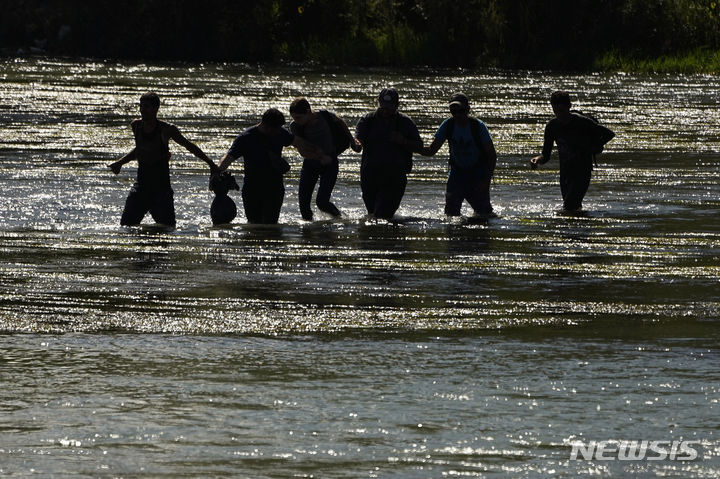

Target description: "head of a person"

left=550, top=90, right=571, bottom=118
left=449, top=92, right=470, bottom=118
left=139, top=92, right=160, bottom=120
left=260, top=108, right=286, bottom=135
left=377, top=88, right=399, bottom=117
left=289, top=97, right=312, bottom=126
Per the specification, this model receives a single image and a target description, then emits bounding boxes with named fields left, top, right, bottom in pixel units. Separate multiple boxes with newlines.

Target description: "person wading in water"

left=288, top=97, right=361, bottom=221
left=354, top=88, right=422, bottom=220
left=215, top=108, right=331, bottom=224
left=418, top=92, right=497, bottom=218
left=530, top=90, right=615, bottom=211
left=109, top=92, right=218, bottom=227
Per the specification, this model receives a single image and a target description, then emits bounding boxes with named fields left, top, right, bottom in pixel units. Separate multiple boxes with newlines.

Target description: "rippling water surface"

left=1, top=58, right=719, bottom=477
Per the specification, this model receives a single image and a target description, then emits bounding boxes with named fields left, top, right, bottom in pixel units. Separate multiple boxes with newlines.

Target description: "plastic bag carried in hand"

left=209, top=171, right=240, bottom=196
left=209, top=171, right=240, bottom=225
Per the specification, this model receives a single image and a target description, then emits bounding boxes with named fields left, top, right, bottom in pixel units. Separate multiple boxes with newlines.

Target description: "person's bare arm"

left=216, top=153, right=237, bottom=173
left=419, top=137, right=443, bottom=156
left=108, top=149, right=136, bottom=174
left=169, top=125, right=219, bottom=174
left=530, top=124, right=553, bottom=170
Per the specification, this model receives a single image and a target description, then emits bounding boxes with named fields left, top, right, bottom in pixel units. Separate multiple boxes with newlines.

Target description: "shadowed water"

left=0, top=58, right=719, bottom=477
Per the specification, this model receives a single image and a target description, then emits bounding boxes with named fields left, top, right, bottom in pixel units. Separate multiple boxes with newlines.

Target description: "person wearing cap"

left=530, top=91, right=615, bottom=211
left=109, top=91, right=219, bottom=228
left=354, top=88, right=422, bottom=220
left=419, top=93, right=497, bottom=217
left=288, top=97, right=361, bottom=221
left=215, top=108, right=331, bottom=224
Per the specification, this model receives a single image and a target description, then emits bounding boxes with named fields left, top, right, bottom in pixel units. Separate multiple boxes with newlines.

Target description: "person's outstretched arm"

left=108, top=149, right=136, bottom=174
left=169, top=125, right=219, bottom=174
left=530, top=124, right=554, bottom=170
left=216, top=153, right=237, bottom=173
left=419, top=137, right=442, bottom=156
left=336, top=115, right=362, bottom=152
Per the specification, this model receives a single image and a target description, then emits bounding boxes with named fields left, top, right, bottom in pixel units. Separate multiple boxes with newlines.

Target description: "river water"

left=0, top=58, right=719, bottom=477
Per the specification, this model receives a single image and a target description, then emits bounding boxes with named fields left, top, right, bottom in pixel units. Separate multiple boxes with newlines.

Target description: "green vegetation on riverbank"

left=595, top=48, right=720, bottom=74
left=3, top=0, right=720, bottom=73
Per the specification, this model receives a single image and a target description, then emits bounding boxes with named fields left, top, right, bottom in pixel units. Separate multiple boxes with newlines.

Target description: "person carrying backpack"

left=289, top=97, right=361, bottom=221
left=530, top=91, right=615, bottom=211
left=419, top=93, right=497, bottom=217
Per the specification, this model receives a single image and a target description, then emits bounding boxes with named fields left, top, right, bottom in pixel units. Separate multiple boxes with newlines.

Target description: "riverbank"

left=4, top=0, right=720, bottom=73
left=595, top=48, right=720, bottom=74
left=6, top=49, right=720, bottom=75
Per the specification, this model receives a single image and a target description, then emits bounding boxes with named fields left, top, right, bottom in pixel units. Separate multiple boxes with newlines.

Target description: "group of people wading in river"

left=109, top=89, right=615, bottom=227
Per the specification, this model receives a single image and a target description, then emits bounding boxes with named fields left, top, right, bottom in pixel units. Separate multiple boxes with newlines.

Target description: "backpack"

left=570, top=109, right=607, bottom=155
left=293, top=109, right=351, bottom=156
left=444, top=117, right=487, bottom=169
left=318, top=110, right=351, bottom=155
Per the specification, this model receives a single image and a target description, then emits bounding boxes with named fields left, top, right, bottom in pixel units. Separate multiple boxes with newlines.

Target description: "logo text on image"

left=569, top=440, right=700, bottom=461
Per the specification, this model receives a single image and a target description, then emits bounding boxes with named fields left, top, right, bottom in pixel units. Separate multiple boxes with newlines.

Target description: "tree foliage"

left=2, top=0, right=720, bottom=69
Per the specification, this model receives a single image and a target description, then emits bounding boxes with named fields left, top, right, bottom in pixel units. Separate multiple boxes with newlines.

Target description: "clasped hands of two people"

left=529, top=155, right=543, bottom=170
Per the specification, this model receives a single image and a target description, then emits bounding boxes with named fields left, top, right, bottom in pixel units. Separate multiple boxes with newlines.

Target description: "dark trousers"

left=242, top=176, right=285, bottom=224
left=559, top=167, right=592, bottom=211
left=298, top=158, right=341, bottom=221
left=445, top=166, right=492, bottom=216
left=121, top=184, right=176, bottom=227
left=360, top=168, right=407, bottom=220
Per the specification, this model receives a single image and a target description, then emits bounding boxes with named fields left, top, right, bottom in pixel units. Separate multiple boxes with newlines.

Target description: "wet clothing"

left=120, top=119, right=176, bottom=226
left=355, top=111, right=420, bottom=219
left=290, top=113, right=341, bottom=220
left=227, top=126, right=294, bottom=224
left=360, top=171, right=407, bottom=220
left=540, top=113, right=615, bottom=210
left=559, top=167, right=591, bottom=212
left=241, top=178, right=285, bottom=224
left=121, top=185, right=175, bottom=226
left=297, top=159, right=341, bottom=220
left=444, top=166, right=492, bottom=216
left=434, top=117, right=493, bottom=215
left=131, top=119, right=172, bottom=190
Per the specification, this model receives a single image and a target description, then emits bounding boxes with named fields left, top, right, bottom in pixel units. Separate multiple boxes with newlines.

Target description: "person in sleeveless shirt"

left=108, top=92, right=218, bottom=227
